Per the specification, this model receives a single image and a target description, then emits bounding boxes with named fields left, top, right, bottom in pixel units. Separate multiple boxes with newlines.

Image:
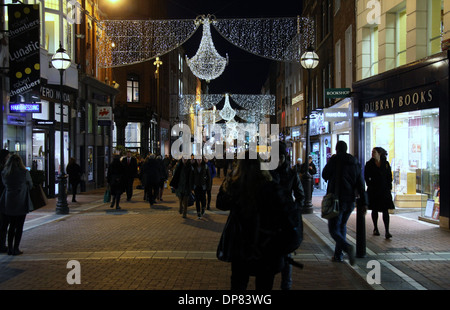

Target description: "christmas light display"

left=186, top=15, right=229, bottom=82
left=97, top=16, right=314, bottom=68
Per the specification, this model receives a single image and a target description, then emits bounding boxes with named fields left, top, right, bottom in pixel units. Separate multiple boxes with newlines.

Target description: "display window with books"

left=364, top=108, right=440, bottom=222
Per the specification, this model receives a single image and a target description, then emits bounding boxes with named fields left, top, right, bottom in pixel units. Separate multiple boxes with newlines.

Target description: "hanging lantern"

left=186, top=15, right=228, bottom=82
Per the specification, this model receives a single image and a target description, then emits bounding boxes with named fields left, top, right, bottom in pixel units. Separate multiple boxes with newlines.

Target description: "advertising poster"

left=8, top=4, right=40, bottom=102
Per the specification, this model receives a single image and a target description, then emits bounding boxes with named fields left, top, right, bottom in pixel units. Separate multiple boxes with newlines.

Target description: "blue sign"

left=9, top=103, right=42, bottom=113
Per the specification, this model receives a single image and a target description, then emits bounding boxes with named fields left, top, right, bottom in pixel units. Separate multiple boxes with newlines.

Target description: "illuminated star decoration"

left=186, top=15, right=229, bottom=82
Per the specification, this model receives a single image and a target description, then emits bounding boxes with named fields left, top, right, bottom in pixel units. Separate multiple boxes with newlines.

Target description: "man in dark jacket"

left=270, top=142, right=304, bottom=290
left=121, top=151, right=138, bottom=201
left=322, top=141, right=366, bottom=265
left=142, top=154, right=161, bottom=206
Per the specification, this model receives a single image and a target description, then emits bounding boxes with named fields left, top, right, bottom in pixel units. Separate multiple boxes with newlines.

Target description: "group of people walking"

left=215, top=140, right=395, bottom=290
left=170, top=156, right=216, bottom=219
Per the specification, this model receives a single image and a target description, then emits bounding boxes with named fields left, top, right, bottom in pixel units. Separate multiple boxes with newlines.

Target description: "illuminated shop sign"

left=9, top=103, right=42, bottom=113
left=362, top=85, right=438, bottom=117
left=323, top=108, right=350, bottom=122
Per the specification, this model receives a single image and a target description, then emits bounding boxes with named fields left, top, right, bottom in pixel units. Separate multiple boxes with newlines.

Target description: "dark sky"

left=100, top=0, right=303, bottom=94
left=165, top=0, right=303, bottom=94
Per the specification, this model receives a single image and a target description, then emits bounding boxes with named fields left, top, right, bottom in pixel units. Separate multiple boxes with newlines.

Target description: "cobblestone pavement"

left=0, top=177, right=449, bottom=304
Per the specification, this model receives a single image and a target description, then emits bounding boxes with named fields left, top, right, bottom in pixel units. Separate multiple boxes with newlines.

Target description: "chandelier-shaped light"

left=186, top=15, right=228, bottom=82
left=219, top=94, right=236, bottom=121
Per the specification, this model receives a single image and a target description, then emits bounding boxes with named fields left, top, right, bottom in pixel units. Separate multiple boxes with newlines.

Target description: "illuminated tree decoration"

left=186, top=15, right=229, bottom=82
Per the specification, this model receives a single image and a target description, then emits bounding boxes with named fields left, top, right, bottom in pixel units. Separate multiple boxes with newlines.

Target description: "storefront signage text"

left=41, top=86, right=71, bottom=103
left=9, top=102, right=41, bottom=113
left=363, top=87, right=436, bottom=116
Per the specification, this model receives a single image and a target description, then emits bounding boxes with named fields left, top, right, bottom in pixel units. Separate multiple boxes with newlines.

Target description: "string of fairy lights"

left=98, top=15, right=314, bottom=138
left=97, top=16, right=315, bottom=69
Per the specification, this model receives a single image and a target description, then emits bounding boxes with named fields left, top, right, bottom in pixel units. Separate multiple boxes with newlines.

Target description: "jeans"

left=280, top=255, right=292, bottom=290
left=328, top=201, right=355, bottom=260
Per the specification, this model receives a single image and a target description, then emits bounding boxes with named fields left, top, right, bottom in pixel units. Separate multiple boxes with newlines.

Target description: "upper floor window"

left=396, top=9, right=407, bottom=67
left=371, top=26, right=379, bottom=75
left=428, top=0, right=443, bottom=56
left=127, top=75, right=140, bottom=103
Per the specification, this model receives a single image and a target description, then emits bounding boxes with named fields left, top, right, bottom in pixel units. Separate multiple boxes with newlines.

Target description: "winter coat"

left=271, top=162, right=305, bottom=208
left=170, top=161, right=193, bottom=197
left=0, top=167, right=33, bottom=216
left=142, top=158, right=161, bottom=186
left=191, top=162, right=211, bottom=191
left=216, top=180, right=292, bottom=275
left=322, top=153, right=366, bottom=205
left=364, top=158, right=395, bottom=212
left=66, top=162, right=82, bottom=185
left=107, top=158, right=125, bottom=194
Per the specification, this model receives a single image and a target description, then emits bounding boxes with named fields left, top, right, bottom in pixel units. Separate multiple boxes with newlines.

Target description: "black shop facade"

left=352, top=51, right=449, bottom=230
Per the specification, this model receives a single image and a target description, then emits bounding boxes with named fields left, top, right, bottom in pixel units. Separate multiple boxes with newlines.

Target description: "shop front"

left=34, top=83, right=75, bottom=198
left=353, top=52, right=448, bottom=228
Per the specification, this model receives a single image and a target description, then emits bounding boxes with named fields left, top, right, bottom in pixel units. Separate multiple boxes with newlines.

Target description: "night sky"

left=166, top=0, right=303, bottom=94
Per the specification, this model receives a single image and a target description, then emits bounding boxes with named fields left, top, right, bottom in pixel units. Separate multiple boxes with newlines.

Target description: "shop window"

left=428, top=0, right=443, bottom=56
left=125, top=122, right=141, bottom=149
left=364, top=108, right=440, bottom=221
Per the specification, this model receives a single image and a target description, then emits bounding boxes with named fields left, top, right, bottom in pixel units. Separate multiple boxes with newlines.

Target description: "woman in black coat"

left=216, top=156, right=292, bottom=290
left=67, top=157, right=82, bottom=202
left=365, top=147, right=394, bottom=239
left=107, top=155, right=125, bottom=210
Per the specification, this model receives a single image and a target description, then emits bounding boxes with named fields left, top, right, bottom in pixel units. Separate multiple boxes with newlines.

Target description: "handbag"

left=103, top=188, right=111, bottom=203
left=321, top=158, right=343, bottom=219
left=321, top=193, right=340, bottom=219
left=217, top=212, right=241, bottom=262
left=188, top=192, right=195, bottom=206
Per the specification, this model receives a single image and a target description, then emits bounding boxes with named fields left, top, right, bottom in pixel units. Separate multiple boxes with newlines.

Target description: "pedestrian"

left=0, top=154, right=33, bottom=255
left=292, top=158, right=302, bottom=176
left=300, top=155, right=317, bottom=192
left=322, top=141, right=367, bottom=265
left=142, top=154, right=161, bottom=206
left=216, top=153, right=297, bottom=290
left=0, top=149, right=10, bottom=253
left=170, top=157, right=193, bottom=218
left=107, top=155, right=125, bottom=210
left=121, top=151, right=138, bottom=201
left=157, top=155, right=168, bottom=201
left=365, top=147, right=394, bottom=239
left=66, top=157, right=82, bottom=202
left=191, top=158, right=211, bottom=219
left=270, top=142, right=304, bottom=290
left=205, top=157, right=216, bottom=210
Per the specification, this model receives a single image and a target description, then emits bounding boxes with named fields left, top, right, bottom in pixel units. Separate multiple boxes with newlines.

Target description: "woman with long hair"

left=0, top=149, right=10, bottom=253
left=216, top=155, right=292, bottom=290
left=365, top=147, right=395, bottom=239
left=0, top=154, right=33, bottom=255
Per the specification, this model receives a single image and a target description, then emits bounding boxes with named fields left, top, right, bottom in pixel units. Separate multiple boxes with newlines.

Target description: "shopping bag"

left=188, top=192, right=195, bottom=206
left=321, top=193, right=340, bottom=219
left=104, top=188, right=111, bottom=203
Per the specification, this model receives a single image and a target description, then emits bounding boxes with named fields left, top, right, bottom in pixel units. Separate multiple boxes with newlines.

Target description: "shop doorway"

left=32, top=130, right=51, bottom=196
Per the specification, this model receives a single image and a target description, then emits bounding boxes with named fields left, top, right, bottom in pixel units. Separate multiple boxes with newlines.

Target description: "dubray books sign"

left=8, top=4, right=40, bottom=102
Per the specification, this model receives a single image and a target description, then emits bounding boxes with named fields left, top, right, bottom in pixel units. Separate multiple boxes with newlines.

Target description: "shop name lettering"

left=41, top=87, right=71, bottom=102
left=364, top=89, right=433, bottom=113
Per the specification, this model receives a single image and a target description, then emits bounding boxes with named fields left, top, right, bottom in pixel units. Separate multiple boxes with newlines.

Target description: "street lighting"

left=52, top=42, right=71, bottom=215
left=300, top=47, right=319, bottom=214
left=154, top=57, right=163, bottom=154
